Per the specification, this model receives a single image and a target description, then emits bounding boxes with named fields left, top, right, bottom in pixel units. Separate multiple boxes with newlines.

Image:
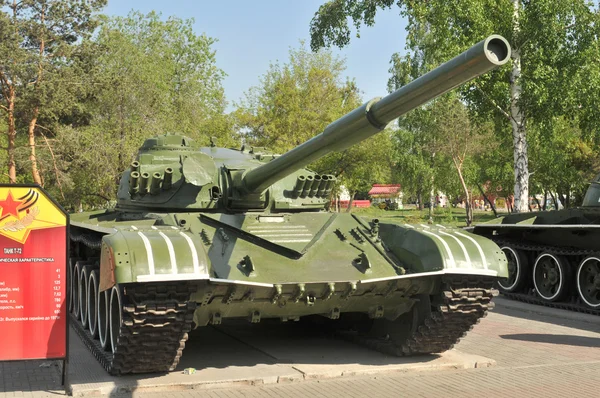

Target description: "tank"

left=472, top=176, right=600, bottom=314
left=69, top=35, right=511, bottom=375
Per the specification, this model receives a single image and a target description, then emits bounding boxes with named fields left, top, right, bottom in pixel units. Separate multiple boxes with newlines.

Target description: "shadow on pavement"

left=492, top=299, right=600, bottom=334
left=499, top=333, right=600, bottom=347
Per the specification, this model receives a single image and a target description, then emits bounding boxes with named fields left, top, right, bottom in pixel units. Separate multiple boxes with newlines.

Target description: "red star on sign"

left=0, top=191, right=24, bottom=220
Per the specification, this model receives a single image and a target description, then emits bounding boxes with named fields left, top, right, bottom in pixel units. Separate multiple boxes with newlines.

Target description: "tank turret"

left=116, top=35, right=510, bottom=212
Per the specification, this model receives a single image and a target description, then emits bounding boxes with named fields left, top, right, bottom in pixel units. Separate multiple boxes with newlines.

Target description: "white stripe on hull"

left=439, top=230, right=472, bottom=268
left=137, top=273, right=209, bottom=282
left=454, top=231, right=488, bottom=269
left=179, top=232, right=202, bottom=274
left=158, top=231, right=178, bottom=274
left=137, top=232, right=155, bottom=275
left=421, top=230, right=456, bottom=268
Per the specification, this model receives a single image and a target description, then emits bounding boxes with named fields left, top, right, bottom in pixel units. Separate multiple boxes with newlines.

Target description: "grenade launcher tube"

left=240, top=35, right=510, bottom=194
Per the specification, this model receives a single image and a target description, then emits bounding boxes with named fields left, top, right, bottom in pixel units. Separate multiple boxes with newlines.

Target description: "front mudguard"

left=379, top=223, right=508, bottom=278
left=98, top=228, right=211, bottom=292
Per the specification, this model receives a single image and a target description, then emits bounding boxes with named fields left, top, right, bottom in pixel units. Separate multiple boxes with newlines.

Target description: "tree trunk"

left=532, top=195, right=542, bottom=211
left=346, top=191, right=356, bottom=213
left=417, top=191, right=423, bottom=210
left=549, top=191, right=558, bottom=209
left=543, top=191, right=548, bottom=211
left=511, top=0, right=529, bottom=213
left=6, top=87, right=16, bottom=183
left=460, top=179, right=472, bottom=226
left=28, top=108, right=42, bottom=185
left=476, top=182, right=498, bottom=218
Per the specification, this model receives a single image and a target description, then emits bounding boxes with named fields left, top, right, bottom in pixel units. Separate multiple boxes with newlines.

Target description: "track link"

left=339, top=276, right=496, bottom=356
left=71, top=283, right=196, bottom=375
left=494, top=239, right=600, bottom=316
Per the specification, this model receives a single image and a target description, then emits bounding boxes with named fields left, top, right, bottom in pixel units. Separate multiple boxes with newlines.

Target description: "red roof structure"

left=368, top=184, right=401, bottom=195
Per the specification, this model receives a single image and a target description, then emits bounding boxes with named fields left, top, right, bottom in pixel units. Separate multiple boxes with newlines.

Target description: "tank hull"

left=472, top=208, right=600, bottom=314
left=69, top=210, right=506, bottom=374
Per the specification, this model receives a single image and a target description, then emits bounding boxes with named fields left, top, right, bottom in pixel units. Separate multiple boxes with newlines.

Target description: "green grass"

left=348, top=206, right=499, bottom=227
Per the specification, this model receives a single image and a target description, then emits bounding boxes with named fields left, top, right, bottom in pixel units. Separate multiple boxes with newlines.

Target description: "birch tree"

left=310, top=0, right=600, bottom=212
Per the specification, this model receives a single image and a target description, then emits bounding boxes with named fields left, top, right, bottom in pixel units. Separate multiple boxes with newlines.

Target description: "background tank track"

left=494, top=238, right=600, bottom=316
left=70, top=231, right=197, bottom=375
left=339, top=276, right=497, bottom=356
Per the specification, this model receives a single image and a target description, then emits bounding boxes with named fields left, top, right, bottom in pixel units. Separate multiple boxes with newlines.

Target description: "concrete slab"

left=217, top=321, right=494, bottom=379
left=68, top=320, right=494, bottom=396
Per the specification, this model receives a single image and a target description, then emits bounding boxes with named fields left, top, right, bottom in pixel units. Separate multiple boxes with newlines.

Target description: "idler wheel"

left=109, top=285, right=123, bottom=354
left=367, top=294, right=432, bottom=347
left=498, top=246, right=529, bottom=293
left=72, top=261, right=82, bottom=319
left=87, top=270, right=100, bottom=338
left=533, top=253, right=570, bottom=302
left=576, top=256, right=600, bottom=308
left=79, top=265, right=90, bottom=328
left=98, top=289, right=110, bottom=351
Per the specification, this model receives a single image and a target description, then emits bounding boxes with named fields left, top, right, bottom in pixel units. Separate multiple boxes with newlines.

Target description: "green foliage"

left=53, top=11, right=232, bottom=207
left=310, top=0, right=600, bottom=210
left=236, top=42, right=393, bottom=195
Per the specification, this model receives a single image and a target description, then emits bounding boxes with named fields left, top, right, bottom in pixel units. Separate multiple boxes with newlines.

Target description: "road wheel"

left=533, top=253, right=570, bottom=302
left=109, top=285, right=123, bottom=354
left=498, top=246, right=529, bottom=293
left=79, top=265, right=90, bottom=328
left=98, top=289, right=110, bottom=351
left=87, top=270, right=99, bottom=338
left=576, top=256, right=600, bottom=309
left=73, top=262, right=82, bottom=319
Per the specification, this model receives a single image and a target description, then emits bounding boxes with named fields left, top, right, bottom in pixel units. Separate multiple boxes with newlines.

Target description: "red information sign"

left=0, top=185, right=68, bottom=360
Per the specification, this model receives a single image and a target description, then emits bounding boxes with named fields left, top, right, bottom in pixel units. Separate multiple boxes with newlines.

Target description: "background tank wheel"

left=576, top=256, right=600, bottom=309
left=97, top=289, right=110, bottom=351
left=533, top=253, right=570, bottom=302
left=87, top=270, right=100, bottom=338
left=79, top=265, right=91, bottom=328
left=498, top=246, right=529, bottom=293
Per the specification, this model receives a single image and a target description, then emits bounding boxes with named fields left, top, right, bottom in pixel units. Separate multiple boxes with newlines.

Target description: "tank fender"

left=98, top=229, right=211, bottom=291
left=379, top=223, right=508, bottom=277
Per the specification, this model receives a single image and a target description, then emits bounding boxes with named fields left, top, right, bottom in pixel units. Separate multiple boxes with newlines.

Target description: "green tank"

left=69, top=35, right=511, bottom=375
left=472, top=175, right=600, bottom=314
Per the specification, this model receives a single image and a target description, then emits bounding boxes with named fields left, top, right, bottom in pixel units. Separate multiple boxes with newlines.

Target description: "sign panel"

left=0, top=185, right=68, bottom=360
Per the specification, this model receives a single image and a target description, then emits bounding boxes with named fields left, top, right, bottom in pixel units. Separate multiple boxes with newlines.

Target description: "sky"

left=104, top=0, right=409, bottom=111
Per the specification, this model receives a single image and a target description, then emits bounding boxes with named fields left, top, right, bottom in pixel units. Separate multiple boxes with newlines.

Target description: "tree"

left=236, top=42, right=361, bottom=152
left=310, top=0, right=600, bottom=212
left=0, top=0, right=106, bottom=184
left=48, top=11, right=232, bottom=208
left=235, top=42, right=394, bottom=207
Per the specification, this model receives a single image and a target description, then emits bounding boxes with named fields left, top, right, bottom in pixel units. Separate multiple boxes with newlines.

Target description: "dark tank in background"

left=472, top=174, right=600, bottom=314
left=68, top=35, right=511, bottom=375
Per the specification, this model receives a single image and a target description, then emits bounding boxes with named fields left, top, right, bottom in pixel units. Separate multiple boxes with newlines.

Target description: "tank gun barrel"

left=241, top=35, right=511, bottom=194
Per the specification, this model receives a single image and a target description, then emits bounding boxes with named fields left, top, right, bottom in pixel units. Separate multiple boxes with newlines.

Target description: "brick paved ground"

left=1, top=297, right=599, bottom=397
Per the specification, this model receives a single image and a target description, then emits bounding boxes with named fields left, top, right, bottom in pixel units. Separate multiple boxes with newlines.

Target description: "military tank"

left=472, top=176, right=600, bottom=314
left=69, top=35, right=510, bottom=375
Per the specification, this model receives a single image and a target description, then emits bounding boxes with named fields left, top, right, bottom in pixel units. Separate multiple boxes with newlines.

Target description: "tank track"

left=70, top=231, right=197, bottom=374
left=494, top=239, right=600, bottom=316
left=70, top=283, right=196, bottom=375
left=339, top=276, right=496, bottom=356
